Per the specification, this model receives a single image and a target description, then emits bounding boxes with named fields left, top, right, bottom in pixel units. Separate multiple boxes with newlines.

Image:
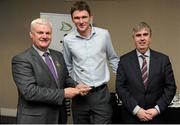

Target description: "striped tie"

left=140, top=55, right=148, bottom=89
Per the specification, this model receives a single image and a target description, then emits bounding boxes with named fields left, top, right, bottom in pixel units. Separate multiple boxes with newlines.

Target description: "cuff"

left=155, top=105, right=160, bottom=114
left=133, top=105, right=141, bottom=115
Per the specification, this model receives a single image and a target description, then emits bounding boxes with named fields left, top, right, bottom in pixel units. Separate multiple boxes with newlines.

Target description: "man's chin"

left=139, top=48, right=148, bottom=54
left=78, top=28, right=86, bottom=32
left=38, top=46, right=49, bottom=51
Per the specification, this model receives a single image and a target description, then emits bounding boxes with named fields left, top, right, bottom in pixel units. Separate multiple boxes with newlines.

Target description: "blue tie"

left=43, top=52, right=58, bottom=82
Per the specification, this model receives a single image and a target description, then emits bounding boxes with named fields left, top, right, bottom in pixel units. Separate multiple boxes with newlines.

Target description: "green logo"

left=60, top=21, right=72, bottom=31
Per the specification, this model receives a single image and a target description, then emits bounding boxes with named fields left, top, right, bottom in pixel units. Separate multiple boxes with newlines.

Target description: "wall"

left=0, top=0, right=180, bottom=116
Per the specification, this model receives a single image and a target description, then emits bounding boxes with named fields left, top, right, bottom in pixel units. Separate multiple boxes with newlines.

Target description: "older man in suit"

left=12, top=18, right=90, bottom=124
left=116, top=22, right=176, bottom=123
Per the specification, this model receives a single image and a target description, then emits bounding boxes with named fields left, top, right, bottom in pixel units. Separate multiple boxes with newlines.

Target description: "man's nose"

left=140, top=36, right=145, bottom=40
left=79, top=18, right=84, bottom=23
left=42, top=33, right=48, bottom=38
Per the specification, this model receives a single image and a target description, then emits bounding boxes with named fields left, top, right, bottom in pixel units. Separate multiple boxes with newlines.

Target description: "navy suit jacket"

left=116, top=49, right=176, bottom=123
left=12, top=46, right=75, bottom=124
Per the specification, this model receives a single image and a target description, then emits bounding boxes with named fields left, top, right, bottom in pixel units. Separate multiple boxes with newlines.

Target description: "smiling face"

left=133, top=28, right=151, bottom=54
left=72, top=10, right=92, bottom=37
left=30, top=23, right=52, bottom=52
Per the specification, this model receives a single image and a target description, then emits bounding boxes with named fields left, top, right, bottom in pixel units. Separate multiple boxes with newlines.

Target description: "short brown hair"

left=70, top=0, right=91, bottom=17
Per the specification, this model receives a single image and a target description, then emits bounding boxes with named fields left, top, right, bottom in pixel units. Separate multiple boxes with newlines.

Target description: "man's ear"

left=90, top=15, right=93, bottom=26
left=29, top=32, right=33, bottom=38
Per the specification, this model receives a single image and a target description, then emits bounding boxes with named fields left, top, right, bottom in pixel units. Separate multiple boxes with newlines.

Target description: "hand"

left=76, top=83, right=92, bottom=96
left=64, top=87, right=80, bottom=99
left=136, top=108, right=152, bottom=122
left=146, top=108, right=159, bottom=119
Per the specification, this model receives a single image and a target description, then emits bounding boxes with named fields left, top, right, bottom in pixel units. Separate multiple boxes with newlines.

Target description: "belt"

left=90, top=84, right=106, bottom=93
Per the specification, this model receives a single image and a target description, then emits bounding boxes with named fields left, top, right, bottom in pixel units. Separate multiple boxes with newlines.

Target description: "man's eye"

left=135, top=33, right=149, bottom=37
left=46, top=32, right=51, bottom=35
left=82, top=16, right=88, bottom=19
left=36, top=32, right=43, bottom=35
left=135, top=34, right=141, bottom=37
left=143, top=33, right=149, bottom=36
left=74, top=17, right=80, bottom=20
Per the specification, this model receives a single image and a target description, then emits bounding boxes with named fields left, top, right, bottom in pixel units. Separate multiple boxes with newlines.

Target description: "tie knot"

left=43, top=52, right=49, bottom=57
left=140, top=55, right=146, bottom=60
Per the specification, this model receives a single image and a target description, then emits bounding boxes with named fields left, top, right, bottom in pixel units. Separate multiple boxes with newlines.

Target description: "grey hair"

left=132, top=22, right=152, bottom=37
left=30, top=18, right=52, bottom=32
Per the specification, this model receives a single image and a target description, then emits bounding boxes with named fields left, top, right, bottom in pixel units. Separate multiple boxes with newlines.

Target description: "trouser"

left=72, top=84, right=112, bottom=124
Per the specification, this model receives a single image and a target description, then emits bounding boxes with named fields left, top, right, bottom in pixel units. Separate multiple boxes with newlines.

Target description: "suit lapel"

left=147, top=50, right=158, bottom=88
left=50, top=50, right=62, bottom=88
left=30, top=47, right=59, bottom=88
left=30, top=47, right=48, bottom=70
left=131, top=50, right=145, bottom=89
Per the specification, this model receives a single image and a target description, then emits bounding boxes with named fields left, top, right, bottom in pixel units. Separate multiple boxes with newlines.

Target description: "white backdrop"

left=40, top=12, right=74, bottom=52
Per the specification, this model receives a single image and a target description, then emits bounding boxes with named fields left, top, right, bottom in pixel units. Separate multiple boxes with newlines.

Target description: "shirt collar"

left=32, top=45, right=50, bottom=57
left=136, top=48, right=150, bottom=57
left=75, top=25, right=96, bottom=40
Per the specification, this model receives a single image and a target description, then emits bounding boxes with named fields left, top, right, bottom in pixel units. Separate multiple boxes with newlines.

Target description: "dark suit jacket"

left=12, top=46, right=75, bottom=124
left=116, top=49, right=176, bottom=123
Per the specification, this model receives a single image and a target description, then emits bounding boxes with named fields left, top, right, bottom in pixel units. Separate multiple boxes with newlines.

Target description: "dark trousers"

left=72, top=85, right=112, bottom=124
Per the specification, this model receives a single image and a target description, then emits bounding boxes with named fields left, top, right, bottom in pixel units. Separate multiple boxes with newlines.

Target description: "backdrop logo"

left=60, top=21, right=73, bottom=31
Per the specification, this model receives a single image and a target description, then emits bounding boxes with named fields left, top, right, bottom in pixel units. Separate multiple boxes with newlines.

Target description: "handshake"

left=64, top=83, right=92, bottom=99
